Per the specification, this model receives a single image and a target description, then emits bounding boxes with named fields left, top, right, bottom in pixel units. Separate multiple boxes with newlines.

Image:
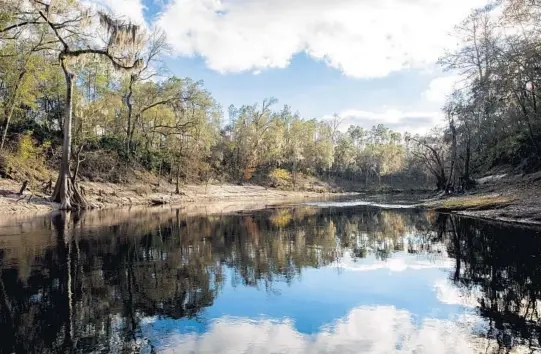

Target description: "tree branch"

left=0, top=20, right=44, bottom=33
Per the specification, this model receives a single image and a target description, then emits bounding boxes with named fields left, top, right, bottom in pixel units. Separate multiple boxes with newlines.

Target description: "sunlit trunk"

left=53, top=63, right=75, bottom=209
left=126, top=75, right=134, bottom=155
left=52, top=58, right=89, bottom=209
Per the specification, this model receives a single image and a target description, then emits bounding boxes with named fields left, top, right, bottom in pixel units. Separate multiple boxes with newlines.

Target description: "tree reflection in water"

left=445, top=215, right=541, bottom=352
left=0, top=206, right=540, bottom=353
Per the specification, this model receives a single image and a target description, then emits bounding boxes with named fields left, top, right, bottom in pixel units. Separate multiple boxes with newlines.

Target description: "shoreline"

left=419, top=172, right=541, bottom=226
left=0, top=178, right=354, bottom=218
left=2, top=171, right=541, bottom=227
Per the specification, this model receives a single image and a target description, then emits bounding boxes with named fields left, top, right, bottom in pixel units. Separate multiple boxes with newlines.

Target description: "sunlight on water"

left=304, top=200, right=418, bottom=209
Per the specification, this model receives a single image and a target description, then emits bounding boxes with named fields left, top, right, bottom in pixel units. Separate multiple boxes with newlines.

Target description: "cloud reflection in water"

left=151, top=305, right=501, bottom=354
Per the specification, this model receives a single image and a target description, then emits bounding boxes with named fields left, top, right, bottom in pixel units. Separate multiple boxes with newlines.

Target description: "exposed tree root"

left=52, top=172, right=91, bottom=210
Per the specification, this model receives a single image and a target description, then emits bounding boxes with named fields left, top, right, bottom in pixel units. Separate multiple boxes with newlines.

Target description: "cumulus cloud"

left=157, top=0, right=488, bottom=78
left=423, top=76, right=457, bottom=104
left=322, top=109, right=445, bottom=135
left=153, top=306, right=499, bottom=354
left=423, top=75, right=468, bottom=104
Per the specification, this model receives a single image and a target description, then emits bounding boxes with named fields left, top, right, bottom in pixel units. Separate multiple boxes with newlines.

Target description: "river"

left=0, top=200, right=540, bottom=353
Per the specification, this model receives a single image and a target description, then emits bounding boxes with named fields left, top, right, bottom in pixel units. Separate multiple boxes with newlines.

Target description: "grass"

left=435, top=195, right=515, bottom=211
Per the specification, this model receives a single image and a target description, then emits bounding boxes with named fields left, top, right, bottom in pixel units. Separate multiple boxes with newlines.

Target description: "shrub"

left=17, top=131, right=37, bottom=161
left=269, top=168, right=292, bottom=188
left=16, top=131, right=50, bottom=166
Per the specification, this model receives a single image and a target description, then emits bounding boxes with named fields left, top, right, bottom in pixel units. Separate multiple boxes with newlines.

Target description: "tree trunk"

left=126, top=75, right=134, bottom=154
left=446, top=117, right=458, bottom=193
left=128, top=114, right=139, bottom=157
left=52, top=59, right=89, bottom=210
left=525, top=115, right=540, bottom=156
left=0, top=70, right=26, bottom=151
left=436, top=176, right=447, bottom=191
left=292, top=156, right=297, bottom=189
left=71, top=145, right=85, bottom=185
left=175, top=141, right=183, bottom=194
left=169, top=157, right=174, bottom=183
left=175, top=162, right=181, bottom=194
left=464, top=138, right=471, bottom=181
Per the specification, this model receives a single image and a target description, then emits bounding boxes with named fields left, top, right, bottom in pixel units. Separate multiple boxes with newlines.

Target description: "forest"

left=1, top=0, right=541, bottom=209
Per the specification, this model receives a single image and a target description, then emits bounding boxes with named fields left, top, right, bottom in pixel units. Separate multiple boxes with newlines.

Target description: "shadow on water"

left=0, top=206, right=540, bottom=353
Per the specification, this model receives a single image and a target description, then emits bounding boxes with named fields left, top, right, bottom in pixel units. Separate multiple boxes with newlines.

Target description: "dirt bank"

left=0, top=178, right=351, bottom=218
left=3, top=171, right=540, bottom=226
left=422, top=171, right=541, bottom=225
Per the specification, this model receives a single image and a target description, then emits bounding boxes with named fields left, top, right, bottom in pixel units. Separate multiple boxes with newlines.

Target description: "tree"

left=0, top=3, right=53, bottom=151
left=127, top=77, right=181, bottom=158
left=228, top=98, right=278, bottom=181
left=124, top=29, right=169, bottom=154
left=406, top=131, right=449, bottom=191
left=28, top=0, right=144, bottom=209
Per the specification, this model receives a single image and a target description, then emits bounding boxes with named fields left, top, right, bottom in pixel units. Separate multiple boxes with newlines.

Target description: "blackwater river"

left=1, top=201, right=541, bottom=353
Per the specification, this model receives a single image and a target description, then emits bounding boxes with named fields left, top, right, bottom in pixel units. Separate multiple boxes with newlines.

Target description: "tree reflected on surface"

left=0, top=206, right=540, bottom=353
left=445, top=216, right=541, bottom=352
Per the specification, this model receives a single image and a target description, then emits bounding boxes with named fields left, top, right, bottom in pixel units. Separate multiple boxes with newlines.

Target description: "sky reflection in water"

left=0, top=204, right=540, bottom=353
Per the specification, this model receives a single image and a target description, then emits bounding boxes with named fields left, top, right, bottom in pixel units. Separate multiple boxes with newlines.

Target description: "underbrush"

left=0, top=132, right=55, bottom=190
left=79, top=150, right=131, bottom=183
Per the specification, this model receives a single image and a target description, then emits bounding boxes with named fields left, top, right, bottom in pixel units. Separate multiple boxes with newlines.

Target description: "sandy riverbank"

left=0, top=178, right=351, bottom=218
left=422, top=171, right=541, bottom=226
left=2, top=171, right=541, bottom=226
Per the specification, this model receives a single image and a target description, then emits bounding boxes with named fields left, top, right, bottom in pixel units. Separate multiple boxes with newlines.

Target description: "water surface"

left=1, top=201, right=540, bottom=353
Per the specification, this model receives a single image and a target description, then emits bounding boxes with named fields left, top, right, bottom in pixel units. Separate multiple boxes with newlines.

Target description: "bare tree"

left=406, top=132, right=449, bottom=191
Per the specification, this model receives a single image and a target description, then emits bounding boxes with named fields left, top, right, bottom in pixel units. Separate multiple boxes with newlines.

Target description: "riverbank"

left=422, top=171, right=541, bottom=225
left=2, top=171, right=541, bottom=226
left=0, top=178, right=350, bottom=217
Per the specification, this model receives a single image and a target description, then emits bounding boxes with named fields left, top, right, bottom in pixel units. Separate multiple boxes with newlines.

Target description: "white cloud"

left=157, top=0, right=489, bottom=78
left=91, top=0, right=147, bottom=25
left=323, top=109, right=445, bottom=135
left=423, top=75, right=468, bottom=104
left=152, top=306, right=505, bottom=354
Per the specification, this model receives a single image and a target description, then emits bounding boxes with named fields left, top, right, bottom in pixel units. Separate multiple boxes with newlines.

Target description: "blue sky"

left=96, top=0, right=489, bottom=134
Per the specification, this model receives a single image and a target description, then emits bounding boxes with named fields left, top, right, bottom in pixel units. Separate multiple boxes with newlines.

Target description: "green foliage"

left=17, top=131, right=37, bottom=161
left=97, top=135, right=127, bottom=155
